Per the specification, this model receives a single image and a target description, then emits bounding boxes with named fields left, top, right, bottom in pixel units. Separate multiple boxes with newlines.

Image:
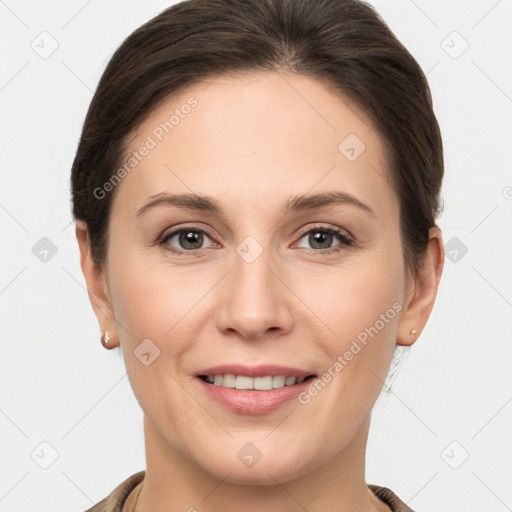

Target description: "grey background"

left=1, top=0, right=511, bottom=510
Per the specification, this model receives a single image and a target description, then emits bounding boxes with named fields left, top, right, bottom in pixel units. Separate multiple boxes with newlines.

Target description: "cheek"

left=293, top=266, right=402, bottom=452
left=108, top=248, right=196, bottom=345
left=107, top=255, right=199, bottom=425
left=298, top=246, right=404, bottom=344
left=298, top=244, right=404, bottom=402
left=108, top=222, right=405, bottom=354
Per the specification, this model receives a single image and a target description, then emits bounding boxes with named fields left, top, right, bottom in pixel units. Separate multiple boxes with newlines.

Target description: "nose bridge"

left=235, top=238, right=273, bottom=295
left=216, top=235, right=292, bottom=339
left=233, top=238, right=278, bottom=314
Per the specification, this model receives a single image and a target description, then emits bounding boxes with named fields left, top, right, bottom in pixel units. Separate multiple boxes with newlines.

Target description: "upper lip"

left=195, top=364, right=316, bottom=378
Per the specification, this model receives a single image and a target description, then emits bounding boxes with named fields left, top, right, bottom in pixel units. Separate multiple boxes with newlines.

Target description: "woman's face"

left=91, top=72, right=429, bottom=484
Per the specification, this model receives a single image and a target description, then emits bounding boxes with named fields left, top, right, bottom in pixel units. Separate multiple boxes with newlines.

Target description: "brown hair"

left=71, top=0, right=443, bottom=275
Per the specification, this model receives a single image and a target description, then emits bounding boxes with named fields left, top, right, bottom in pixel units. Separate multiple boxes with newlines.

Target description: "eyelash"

left=158, top=224, right=355, bottom=257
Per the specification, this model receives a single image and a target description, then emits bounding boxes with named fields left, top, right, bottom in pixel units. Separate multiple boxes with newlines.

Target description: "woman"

left=72, top=0, right=445, bottom=510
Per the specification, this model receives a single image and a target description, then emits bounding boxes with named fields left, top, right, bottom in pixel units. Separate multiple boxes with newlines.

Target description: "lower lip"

left=196, top=377, right=314, bottom=415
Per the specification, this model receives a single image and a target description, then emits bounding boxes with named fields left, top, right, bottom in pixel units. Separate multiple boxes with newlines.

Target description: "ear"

left=396, top=226, right=445, bottom=346
left=75, top=220, right=119, bottom=348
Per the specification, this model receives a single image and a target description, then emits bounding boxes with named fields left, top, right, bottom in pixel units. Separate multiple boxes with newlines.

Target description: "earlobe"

left=396, top=226, right=445, bottom=346
left=75, top=220, right=119, bottom=349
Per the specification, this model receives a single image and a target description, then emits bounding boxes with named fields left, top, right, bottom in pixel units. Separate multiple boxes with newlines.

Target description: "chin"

left=209, top=461, right=308, bottom=486
left=193, top=442, right=318, bottom=486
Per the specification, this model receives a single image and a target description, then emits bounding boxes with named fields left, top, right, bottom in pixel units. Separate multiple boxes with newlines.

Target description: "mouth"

left=194, top=365, right=317, bottom=415
left=198, top=373, right=316, bottom=389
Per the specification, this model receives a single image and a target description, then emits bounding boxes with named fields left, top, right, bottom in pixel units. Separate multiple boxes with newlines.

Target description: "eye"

left=159, top=224, right=354, bottom=256
left=160, top=227, right=215, bottom=254
left=295, top=226, right=354, bottom=254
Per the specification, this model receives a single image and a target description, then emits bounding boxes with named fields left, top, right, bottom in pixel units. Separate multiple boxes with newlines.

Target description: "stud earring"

left=101, top=330, right=111, bottom=349
left=409, top=328, right=417, bottom=337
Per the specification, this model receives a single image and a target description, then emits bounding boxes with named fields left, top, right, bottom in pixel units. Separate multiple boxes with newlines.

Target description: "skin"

left=76, top=71, right=444, bottom=512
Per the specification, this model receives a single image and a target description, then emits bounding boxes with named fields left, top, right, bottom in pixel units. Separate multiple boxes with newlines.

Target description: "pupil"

left=181, top=231, right=202, bottom=249
left=311, top=231, right=331, bottom=249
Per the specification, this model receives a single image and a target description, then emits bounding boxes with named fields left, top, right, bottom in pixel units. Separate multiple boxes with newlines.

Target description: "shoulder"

left=83, top=471, right=145, bottom=512
left=368, top=484, right=416, bottom=512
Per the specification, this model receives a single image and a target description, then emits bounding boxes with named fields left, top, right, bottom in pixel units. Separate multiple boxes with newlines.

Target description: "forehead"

left=113, top=71, right=396, bottom=221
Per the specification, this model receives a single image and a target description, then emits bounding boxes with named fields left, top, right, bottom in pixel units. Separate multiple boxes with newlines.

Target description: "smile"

left=199, top=374, right=315, bottom=389
left=194, top=365, right=318, bottom=414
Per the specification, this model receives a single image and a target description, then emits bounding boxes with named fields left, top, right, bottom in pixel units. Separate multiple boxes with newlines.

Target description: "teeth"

left=235, top=375, right=253, bottom=389
left=285, top=376, right=296, bottom=386
left=204, top=374, right=307, bottom=389
left=272, top=375, right=285, bottom=388
left=223, top=373, right=236, bottom=388
left=254, top=376, right=273, bottom=390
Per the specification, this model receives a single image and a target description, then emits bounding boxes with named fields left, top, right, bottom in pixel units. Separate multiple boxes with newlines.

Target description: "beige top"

left=84, top=470, right=415, bottom=512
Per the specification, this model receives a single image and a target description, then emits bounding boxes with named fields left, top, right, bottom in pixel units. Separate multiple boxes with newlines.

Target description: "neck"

left=136, top=414, right=389, bottom=512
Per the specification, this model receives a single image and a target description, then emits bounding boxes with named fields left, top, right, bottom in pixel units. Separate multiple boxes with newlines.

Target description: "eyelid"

left=293, top=222, right=354, bottom=243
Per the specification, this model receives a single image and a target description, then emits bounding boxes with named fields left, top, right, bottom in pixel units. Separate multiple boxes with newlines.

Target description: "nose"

left=216, top=245, right=293, bottom=341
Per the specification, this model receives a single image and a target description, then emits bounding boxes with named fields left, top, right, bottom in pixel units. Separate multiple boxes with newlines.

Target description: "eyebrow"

left=136, top=191, right=375, bottom=218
